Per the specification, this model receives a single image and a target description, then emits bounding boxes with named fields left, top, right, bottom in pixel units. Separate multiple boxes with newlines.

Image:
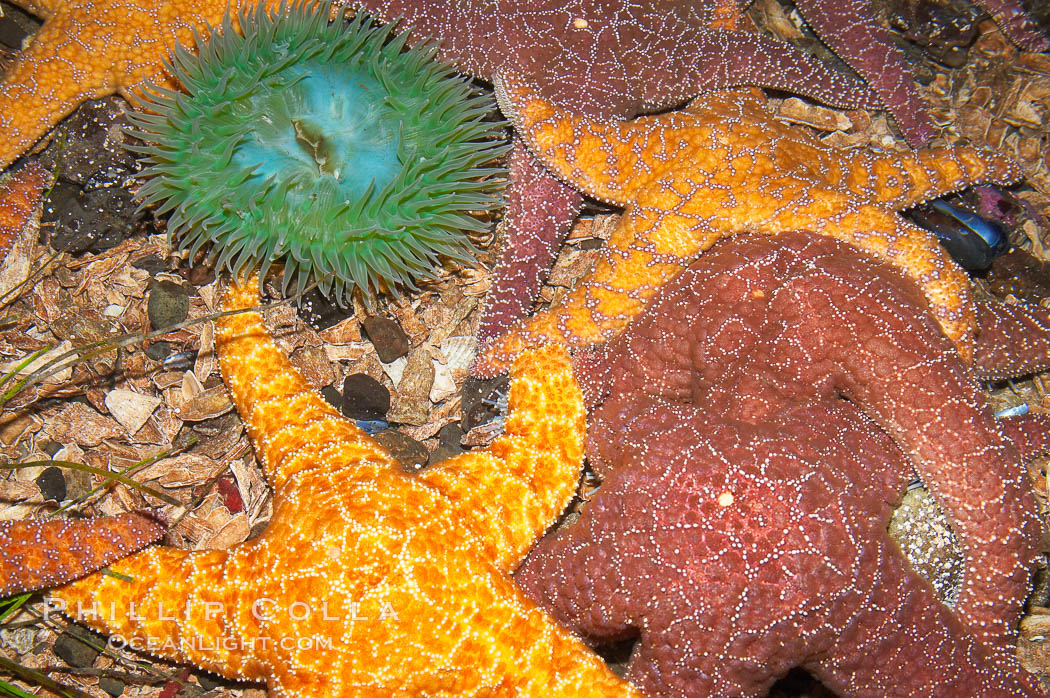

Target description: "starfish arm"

left=475, top=209, right=721, bottom=376
left=810, top=538, right=1045, bottom=697
left=477, top=137, right=584, bottom=343
left=50, top=546, right=265, bottom=680
left=840, top=145, right=1023, bottom=211
left=496, top=75, right=674, bottom=207
left=999, top=413, right=1050, bottom=462
left=974, top=299, right=1050, bottom=380
left=418, top=343, right=585, bottom=573
left=0, top=514, right=164, bottom=596
left=656, top=29, right=878, bottom=111
left=351, top=0, right=493, bottom=76
left=768, top=258, right=1041, bottom=647
left=793, top=0, right=936, bottom=146
left=0, top=0, right=237, bottom=171
left=215, top=278, right=400, bottom=491
left=804, top=209, right=977, bottom=360
left=0, top=161, right=49, bottom=256
left=0, top=19, right=119, bottom=169
left=977, top=0, right=1049, bottom=51
left=515, top=512, right=635, bottom=643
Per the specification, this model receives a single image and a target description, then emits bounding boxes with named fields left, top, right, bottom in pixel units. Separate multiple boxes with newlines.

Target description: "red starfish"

left=516, top=231, right=1047, bottom=696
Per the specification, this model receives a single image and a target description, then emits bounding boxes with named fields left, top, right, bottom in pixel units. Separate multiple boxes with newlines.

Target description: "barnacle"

left=130, top=0, right=507, bottom=301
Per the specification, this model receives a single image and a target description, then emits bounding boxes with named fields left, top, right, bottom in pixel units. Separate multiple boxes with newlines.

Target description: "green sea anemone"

left=128, top=0, right=507, bottom=301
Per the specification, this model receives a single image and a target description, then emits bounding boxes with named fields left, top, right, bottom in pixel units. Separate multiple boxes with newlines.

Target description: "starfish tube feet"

left=0, top=513, right=164, bottom=597
left=52, top=275, right=642, bottom=695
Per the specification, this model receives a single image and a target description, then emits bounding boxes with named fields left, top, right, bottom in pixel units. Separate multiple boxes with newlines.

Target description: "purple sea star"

left=516, top=231, right=1048, bottom=697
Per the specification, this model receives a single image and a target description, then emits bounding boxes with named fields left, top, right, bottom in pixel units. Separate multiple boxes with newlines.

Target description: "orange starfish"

left=0, top=161, right=49, bottom=256
left=51, top=279, right=640, bottom=696
left=0, top=513, right=164, bottom=596
left=0, top=0, right=247, bottom=170
left=476, top=78, right=1021, bottom=375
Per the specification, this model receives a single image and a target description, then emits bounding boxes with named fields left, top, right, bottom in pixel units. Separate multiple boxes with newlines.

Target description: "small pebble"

left=147, top=280, right=191, bottom=331
left=355, top=419, right=389, bottom=435
left=340, top=374, right=390, bottom=421
left=99, top=677, right=126, bottom=697
left=161, top=350, right=198, bottom=371
left=145, top=340, right=174, bottom=362
left=35, top=466, right=66, bottom=502
left=460, top=375, right=509, bottom=432
left=362, top=316, right=411, bottom=363
left=373, top=429, right=429, bottom=472
left=295, top=287, right=353, bottom=331
left=131, top=254, right=167, bottom=275
left=180, top=263, right=215, bottom=286
left=428, top=422, right=466, bottom=465
left=53, top=631, right=101, bottom=668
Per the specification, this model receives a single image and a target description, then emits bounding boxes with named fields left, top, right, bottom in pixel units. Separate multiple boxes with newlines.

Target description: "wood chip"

left=104, top=388, right=161, bottom=435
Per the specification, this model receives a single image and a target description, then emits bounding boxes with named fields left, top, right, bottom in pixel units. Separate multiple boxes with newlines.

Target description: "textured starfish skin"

left=0, top=161, right=48, bottom=258
left=476, top=81, right=1021, bottom=375
left=0, top=0, right=238, bottom=171
left=515, top=232, right=1047, bottom=697
left=52, top=279, right=641, bottom=696
left=0, top=513, right=164, bottom=597
left=781, top=0, right=1048, bottom=146
left=354, top=0, right=880, bottom=341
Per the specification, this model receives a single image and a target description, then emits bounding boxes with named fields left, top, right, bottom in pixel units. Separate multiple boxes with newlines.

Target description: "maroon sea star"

left=515, top=231, right=1048, bottom=697
left=769, top=0, right=1047, bottom=145
left=353, top=0, right=879, bottom=340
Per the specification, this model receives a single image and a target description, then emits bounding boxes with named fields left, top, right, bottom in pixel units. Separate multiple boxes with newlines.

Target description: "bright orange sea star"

left=0, top=0, right=251, bottom=170
left=476, top=78, right=1022, bottom=375
left=0, top=513, right=164, bottom=597
left=50, top=279, right=641, bottom=696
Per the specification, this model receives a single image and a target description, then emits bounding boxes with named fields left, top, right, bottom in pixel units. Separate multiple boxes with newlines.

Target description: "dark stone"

left=340, top=374, right=390, bottom=421
left=460, top=375, right=509, bottom=432
left=195, top=673, right=224, bottom=691
left=145, top=341, right=174, bottom=362
left=35, top=466, right=66, bottom=502
left=53, top=631, right=101, bottom=668
left=147, top=280, right=191, bottom=330
left=38, top=99, right=138, bottom=184
left=373, top=429, right=428, bottom=472
left=38, top=98, right=150, bottom=255
left=320, top=385, right=342, bottom=410
left=428, top=422, right=466, bottom=465
left=38, top=439, right=62, bottom=457
left=294, top=287, right=353, bottom=331
left=44, top=180, right=140, bottom=255
left=362, top=316, right=410, bottom=363
left=98, top=677, right=126, bottom=697
left=0, top=2, right=35, bottom=50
